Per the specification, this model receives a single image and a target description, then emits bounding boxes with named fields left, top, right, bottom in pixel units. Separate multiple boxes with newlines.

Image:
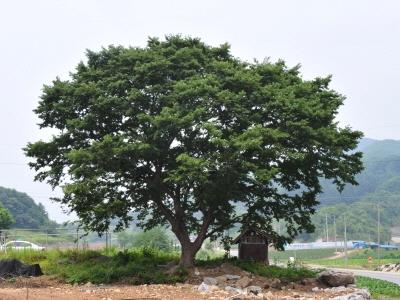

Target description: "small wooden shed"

left=232, top=228, right=270, bottom=263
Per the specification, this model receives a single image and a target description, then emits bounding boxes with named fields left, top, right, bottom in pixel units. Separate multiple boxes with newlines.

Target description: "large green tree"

left=25, top=36, right=363, bottom=266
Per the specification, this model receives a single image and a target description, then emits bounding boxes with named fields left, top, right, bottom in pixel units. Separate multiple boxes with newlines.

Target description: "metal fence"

left=0, top=228, right=113, bottom=250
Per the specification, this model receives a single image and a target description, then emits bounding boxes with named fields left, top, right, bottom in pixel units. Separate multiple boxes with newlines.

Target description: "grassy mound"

left=0, top=248, right=186, bottom=284
left=0, top=248, right=316, bottom=284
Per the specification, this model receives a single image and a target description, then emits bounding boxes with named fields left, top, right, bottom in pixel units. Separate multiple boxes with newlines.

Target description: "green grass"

left=269, top=248, right=337, bottom=262
left=234, top=260, right=317, bottom=281
left=0, top=248, right=318, bottom=284
left=351, top=249, right=400, bottom=260
left=0, top=247, right=186, bottom=284
left=356, top=276, right=400, bottom=299
left=310, top=258, right=399, bottom=269
left=309, top=249, right=400, bottom=269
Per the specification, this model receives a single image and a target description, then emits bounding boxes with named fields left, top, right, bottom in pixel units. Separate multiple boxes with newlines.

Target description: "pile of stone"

left=330, top=289, right=371, bottom=300
left=195, top=269, right=371, bottom=300
left=197, top=274, right=268, bottom=299
left=375, top=263, right=400, bottom=272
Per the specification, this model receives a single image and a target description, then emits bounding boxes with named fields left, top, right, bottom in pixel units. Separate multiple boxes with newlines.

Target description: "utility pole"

left=377, top=203, right=381, bottom=266
left=344, top=214, right=348, bottom=268
left=333, top=215, right=337, bottom=252
left=325, top=214, right=329, bottom=242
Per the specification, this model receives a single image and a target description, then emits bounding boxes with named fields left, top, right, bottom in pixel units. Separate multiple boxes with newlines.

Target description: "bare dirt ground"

left=0, top=275, right=364, bottom=300
left=0, top=263, right=366, bottom=300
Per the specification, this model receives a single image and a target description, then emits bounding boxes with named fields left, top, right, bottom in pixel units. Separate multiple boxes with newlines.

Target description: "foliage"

left=117, top=227, right=173, bottom=251
left=116, top=230, right=135, bottom=249
left=269, top=248, right=337, bottom=261
left=350, top=249, right=400, bottom=260
left=235, top=260, right=316, bottom=281
left=195, top=248, right=224, bottom=260
left=221, top=235, right=233, bottom=258
left=310, top=258, right=398, bottom=269
left=0, top=248, right=184, bottom=284
left=356, top=276, right=400, bottom=298
left=25, top=35, right=363, bottom=265
left=0, top=202, right=14, bottom=229
left=0, top=186, right=55, bottom=229
left=305, top=138, right=400, bottom=242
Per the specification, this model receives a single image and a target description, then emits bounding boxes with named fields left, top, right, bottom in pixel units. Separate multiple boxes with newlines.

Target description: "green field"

left=269, top=248, right=337, bottom=262
left=308, top=249, right=400, bottom=269
left=310, top=258, right=399, bottom=270
left=270, top=248, right=400, bottom=270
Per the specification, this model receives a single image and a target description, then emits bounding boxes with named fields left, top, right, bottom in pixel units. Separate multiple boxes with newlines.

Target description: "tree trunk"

left=179, top=243, right=198, bottom=267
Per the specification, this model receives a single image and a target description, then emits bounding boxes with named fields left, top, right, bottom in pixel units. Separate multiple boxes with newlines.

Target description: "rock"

left=198, top=282, right=210, bottom=292
left=376, top=263, right=400, bottom=272
left=226, top=274, right=241, bottom=280
left=318, top=270, right=355, bottom=287
left=216, top=275, right=228, bottom=283
left=264, top=278, right=281, bottom=289
left=300, top=278, right=317, bottom=286
left=328, top=286, right=348, bottom=292
left=228, top=295, right=246, bottom=300
left=225, top=286, right=244, bottom=293
left=287, top=282, right=296, bottom=289
left=330, top=288, right=371, bottom=300
left=236, top=276, right=252, bottom=288
left=292, top=292, right=300, bottom=298
left=203, top=277, right=218, bottom=286
left=311, top=287, right=319, bottom=292
left=198, top=282, right=219, bottom=292
left=247, top=285, right=262, bottom=295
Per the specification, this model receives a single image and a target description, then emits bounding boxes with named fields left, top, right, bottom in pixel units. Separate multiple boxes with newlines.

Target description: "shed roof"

left=232, top=228, right=272, bottom=244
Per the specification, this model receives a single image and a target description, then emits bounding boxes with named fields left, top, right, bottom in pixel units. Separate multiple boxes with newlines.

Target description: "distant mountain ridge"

left=318, top=138, right=400, bottom=205
left=0, top=186, right=56, bottom=229
left=309, top=138, right=400, bottom=242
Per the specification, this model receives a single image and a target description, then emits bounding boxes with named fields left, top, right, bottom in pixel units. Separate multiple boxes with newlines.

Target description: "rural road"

left=329, top=267, right=400, bottom=285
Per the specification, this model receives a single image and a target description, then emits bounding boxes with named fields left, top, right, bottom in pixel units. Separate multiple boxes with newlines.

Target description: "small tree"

left=0, top=203, right=14, bottom=229
left=25, top=36, right=363, bottom=266
left=131, top=227, right=172, bottom=251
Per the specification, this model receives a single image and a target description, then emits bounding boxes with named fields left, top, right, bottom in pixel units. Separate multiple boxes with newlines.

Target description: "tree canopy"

left=25, top=35, right=363, bottom=266
left=0, top=202, right=14, bottom=230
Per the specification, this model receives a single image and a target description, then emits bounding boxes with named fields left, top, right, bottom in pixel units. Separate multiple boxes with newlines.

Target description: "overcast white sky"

left=0, top=0, right=399, bottom=222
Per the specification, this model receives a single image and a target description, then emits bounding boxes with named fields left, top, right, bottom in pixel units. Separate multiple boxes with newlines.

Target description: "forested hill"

left=308, top=138, right=400, bottom=242
left=319, top=138, right=400, bottom=205
left=0, top=186, right=55, bottom=229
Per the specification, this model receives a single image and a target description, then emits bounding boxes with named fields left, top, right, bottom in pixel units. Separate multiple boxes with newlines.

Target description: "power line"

left=1, top=155, right=400, bottom=167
